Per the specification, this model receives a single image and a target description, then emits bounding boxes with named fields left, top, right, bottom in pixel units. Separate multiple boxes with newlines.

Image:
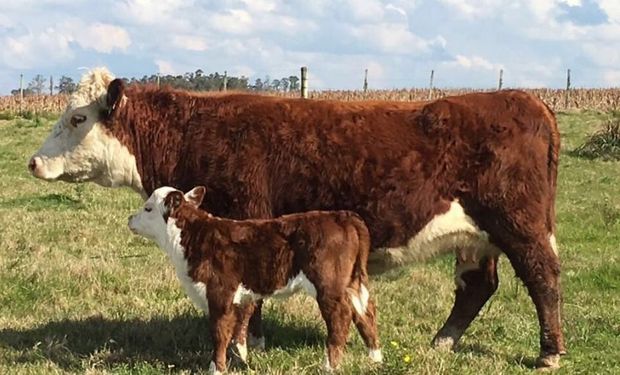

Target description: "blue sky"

left=1, top=0, right=620, bottom=94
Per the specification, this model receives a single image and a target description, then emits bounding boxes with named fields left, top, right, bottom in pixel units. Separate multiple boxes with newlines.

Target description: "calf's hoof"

left=208, top=361, right=224, bottom=375
left=535, top=354, right=560, bottom=371
left=368, top=348, right=383, bottom=363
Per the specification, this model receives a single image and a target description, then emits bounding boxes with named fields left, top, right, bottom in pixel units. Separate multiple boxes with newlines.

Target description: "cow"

left=28, top=67, right=564, bottom=369
left=128, top=186, right=382, bottom=373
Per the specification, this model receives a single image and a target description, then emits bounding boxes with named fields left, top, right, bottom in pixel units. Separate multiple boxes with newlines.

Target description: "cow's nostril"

left=28, top=158, right=37, bottom=172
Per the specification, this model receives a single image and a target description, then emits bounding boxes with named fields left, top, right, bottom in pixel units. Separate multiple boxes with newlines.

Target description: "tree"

left=280, top=77, right=290, bottom=92
left=289, top=75, right=300, bottom=91
left=55, top=76, right=77, bottom=94
left=28, top=74, right=47, bottom=95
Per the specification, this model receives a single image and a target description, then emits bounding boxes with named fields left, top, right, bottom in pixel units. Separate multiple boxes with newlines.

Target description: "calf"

left=128, top=186, right=382, bottom=373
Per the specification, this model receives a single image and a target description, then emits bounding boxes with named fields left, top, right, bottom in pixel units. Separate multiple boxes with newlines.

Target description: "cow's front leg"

left=432, top=255, right=499, bottom=350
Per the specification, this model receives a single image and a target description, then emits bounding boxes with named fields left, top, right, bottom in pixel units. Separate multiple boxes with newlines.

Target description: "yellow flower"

left=390, top=341, right=399, bottom=348
left=403, top=354, right=411, bottom=363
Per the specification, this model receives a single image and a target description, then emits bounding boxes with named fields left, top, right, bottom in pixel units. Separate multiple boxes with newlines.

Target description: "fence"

left=3, top=68, right=620, bottom=115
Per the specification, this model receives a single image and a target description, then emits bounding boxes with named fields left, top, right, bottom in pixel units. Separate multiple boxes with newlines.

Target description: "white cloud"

left=1, top=28, right=73, bottom=69
left=172, top=34, right=208, bottom=52
left=71, top=23, right=131, bottom=53
left=450, top=55, right=499, bottom=70
left=155, top=60, right=177, bottom=75
left=210, top=9, right=254, bottom=35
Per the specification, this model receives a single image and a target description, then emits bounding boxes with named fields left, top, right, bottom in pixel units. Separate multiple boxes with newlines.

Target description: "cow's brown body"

left=30, top=70, right=564, bottom=369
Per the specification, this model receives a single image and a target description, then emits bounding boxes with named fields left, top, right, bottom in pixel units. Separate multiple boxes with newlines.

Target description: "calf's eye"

left=144, top=207, right=152, bottom=212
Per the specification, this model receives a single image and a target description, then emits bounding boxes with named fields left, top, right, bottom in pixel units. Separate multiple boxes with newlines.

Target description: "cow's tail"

left=346, top=215, right=371, bottom=317
left=542, top=99, right=560, bottom=256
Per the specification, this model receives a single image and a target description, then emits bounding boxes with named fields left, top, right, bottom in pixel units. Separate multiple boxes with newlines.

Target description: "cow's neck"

left=111, top=93, right=192, bottom=196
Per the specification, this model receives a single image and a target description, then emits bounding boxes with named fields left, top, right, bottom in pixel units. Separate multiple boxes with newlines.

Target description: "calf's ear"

left=163, top=191, right=184, bottom=219
left=184, top=186, right=206, bottom=207
left=105, top=78, right=125, bottom=116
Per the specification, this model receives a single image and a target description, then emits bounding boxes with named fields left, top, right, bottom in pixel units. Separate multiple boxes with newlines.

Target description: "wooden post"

left=363, top=68, right=368, bottom=93
left=19, top=73, right=23, bottom=115
left=157, top=73, right=161, bottom=88
left=428, top=70, right=434, bottom=100
left=564, top=69, right=571, bottom=109
left=301, top=66, right=308, bottom=99
left=498, top=69, right=503, bottom=90
left=49, top=75, right=53, bottom=95
left=223, top=70, right=228, bottom=92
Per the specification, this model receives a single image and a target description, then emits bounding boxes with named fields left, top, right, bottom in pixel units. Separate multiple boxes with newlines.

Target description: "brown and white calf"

left=128, top=186, right=382, bottom=373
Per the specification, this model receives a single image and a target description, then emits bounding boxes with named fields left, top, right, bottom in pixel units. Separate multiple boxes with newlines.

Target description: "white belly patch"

left=370, top=201, right=501, bottom=285
left=233, top=271, right=317, bottom=305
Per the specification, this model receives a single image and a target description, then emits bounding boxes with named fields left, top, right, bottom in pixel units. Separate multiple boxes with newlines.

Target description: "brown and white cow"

left=29, top=68, right=564, bottom=369
left=128, top=186, right=381, bottom=373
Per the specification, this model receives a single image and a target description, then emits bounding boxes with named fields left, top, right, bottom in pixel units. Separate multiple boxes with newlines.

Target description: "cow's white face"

left=28, top=67, right=143, bottom=193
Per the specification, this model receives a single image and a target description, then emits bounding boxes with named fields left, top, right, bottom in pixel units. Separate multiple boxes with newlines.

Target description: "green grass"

left=1, top=113, right=619, bottom=374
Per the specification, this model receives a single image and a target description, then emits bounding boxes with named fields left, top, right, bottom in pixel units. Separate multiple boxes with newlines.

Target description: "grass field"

left=1, top=112, right=619, bottom=374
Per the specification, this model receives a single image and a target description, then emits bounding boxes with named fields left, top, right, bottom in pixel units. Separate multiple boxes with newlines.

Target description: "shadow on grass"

left=0, top=314, right=324, bottom=371
left=0, top=194, right=83, bottom=211
left=458, top=343, right=539, bottom=369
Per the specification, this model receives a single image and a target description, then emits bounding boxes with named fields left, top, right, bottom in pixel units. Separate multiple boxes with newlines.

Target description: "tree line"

left=11, top=70, right=300, bottom=96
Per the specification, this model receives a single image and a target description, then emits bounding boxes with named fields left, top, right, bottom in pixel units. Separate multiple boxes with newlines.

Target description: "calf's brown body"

left=163, top=191, right=379, bottom=372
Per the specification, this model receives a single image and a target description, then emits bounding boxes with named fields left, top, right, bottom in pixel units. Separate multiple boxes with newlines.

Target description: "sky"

left=1, top=0, right=620, bottom=94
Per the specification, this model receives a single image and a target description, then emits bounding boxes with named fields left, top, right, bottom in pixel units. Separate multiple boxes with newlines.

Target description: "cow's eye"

left=144, top=207, right=152, bottom=212
left=70, top=115, right=87, bottom=127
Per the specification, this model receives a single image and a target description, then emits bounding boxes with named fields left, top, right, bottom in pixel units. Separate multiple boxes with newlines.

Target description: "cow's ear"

left=106, top=78, right=125, bottom=115
left=163, top=191, right=184, bottom=219
left=184, top=186, right=206, bottom=208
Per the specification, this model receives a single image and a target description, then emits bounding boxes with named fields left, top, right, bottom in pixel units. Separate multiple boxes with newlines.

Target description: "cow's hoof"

left=248, top=334, right=265, bottom=351
left=535, top=354, right=560, bottom=371
left=431, top=336, right=455, bottom=352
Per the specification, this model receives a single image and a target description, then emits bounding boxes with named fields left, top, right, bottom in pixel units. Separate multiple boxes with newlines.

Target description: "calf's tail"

left=347, top=216, right=371, bottom=316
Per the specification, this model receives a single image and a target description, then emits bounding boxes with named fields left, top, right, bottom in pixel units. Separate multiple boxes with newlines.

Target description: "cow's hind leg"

left=504, top=238, right=565, bottom=369
left=432, top=255, right=499, bottom=350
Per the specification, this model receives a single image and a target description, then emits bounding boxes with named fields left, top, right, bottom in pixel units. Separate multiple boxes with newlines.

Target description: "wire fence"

left=2, top=87, right=620, bottom=117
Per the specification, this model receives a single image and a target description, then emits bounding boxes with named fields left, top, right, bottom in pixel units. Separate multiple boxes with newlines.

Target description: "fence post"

left=157, top=73, right=161, bottom=88
left=498, top=69, right=503, bottom=90
left=301, top=66, right=308, bottom=99
left=223, top=70, right=228, bottom=92
left=564, top=69, right=571, bottom=110
left=49, top=75, right=53, bottom=95
left=19, top=73, right=23, bottom=115
left=363, top=68, right=368, bottom=93
left=428, top=70, right=434, bottom=100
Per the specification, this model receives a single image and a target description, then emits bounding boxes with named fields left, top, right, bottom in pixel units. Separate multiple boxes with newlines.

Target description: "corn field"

left=2, top=88, right=620, bottom=116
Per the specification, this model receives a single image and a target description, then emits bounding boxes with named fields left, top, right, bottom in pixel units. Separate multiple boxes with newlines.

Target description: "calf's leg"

left=317, top=295, right=353, bottom=370
left=432, top=255, right=499, bottom=350
left=208, top=300, right=236, bottom=375
left=352, top=297, right=382, bottom=362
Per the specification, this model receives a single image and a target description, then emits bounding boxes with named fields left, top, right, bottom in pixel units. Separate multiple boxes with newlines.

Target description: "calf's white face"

left=128, top=187, right=178, bottom=242
left=28, top=67, right=143, bottom=193
left=128, top=186, right=207, bottom=244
